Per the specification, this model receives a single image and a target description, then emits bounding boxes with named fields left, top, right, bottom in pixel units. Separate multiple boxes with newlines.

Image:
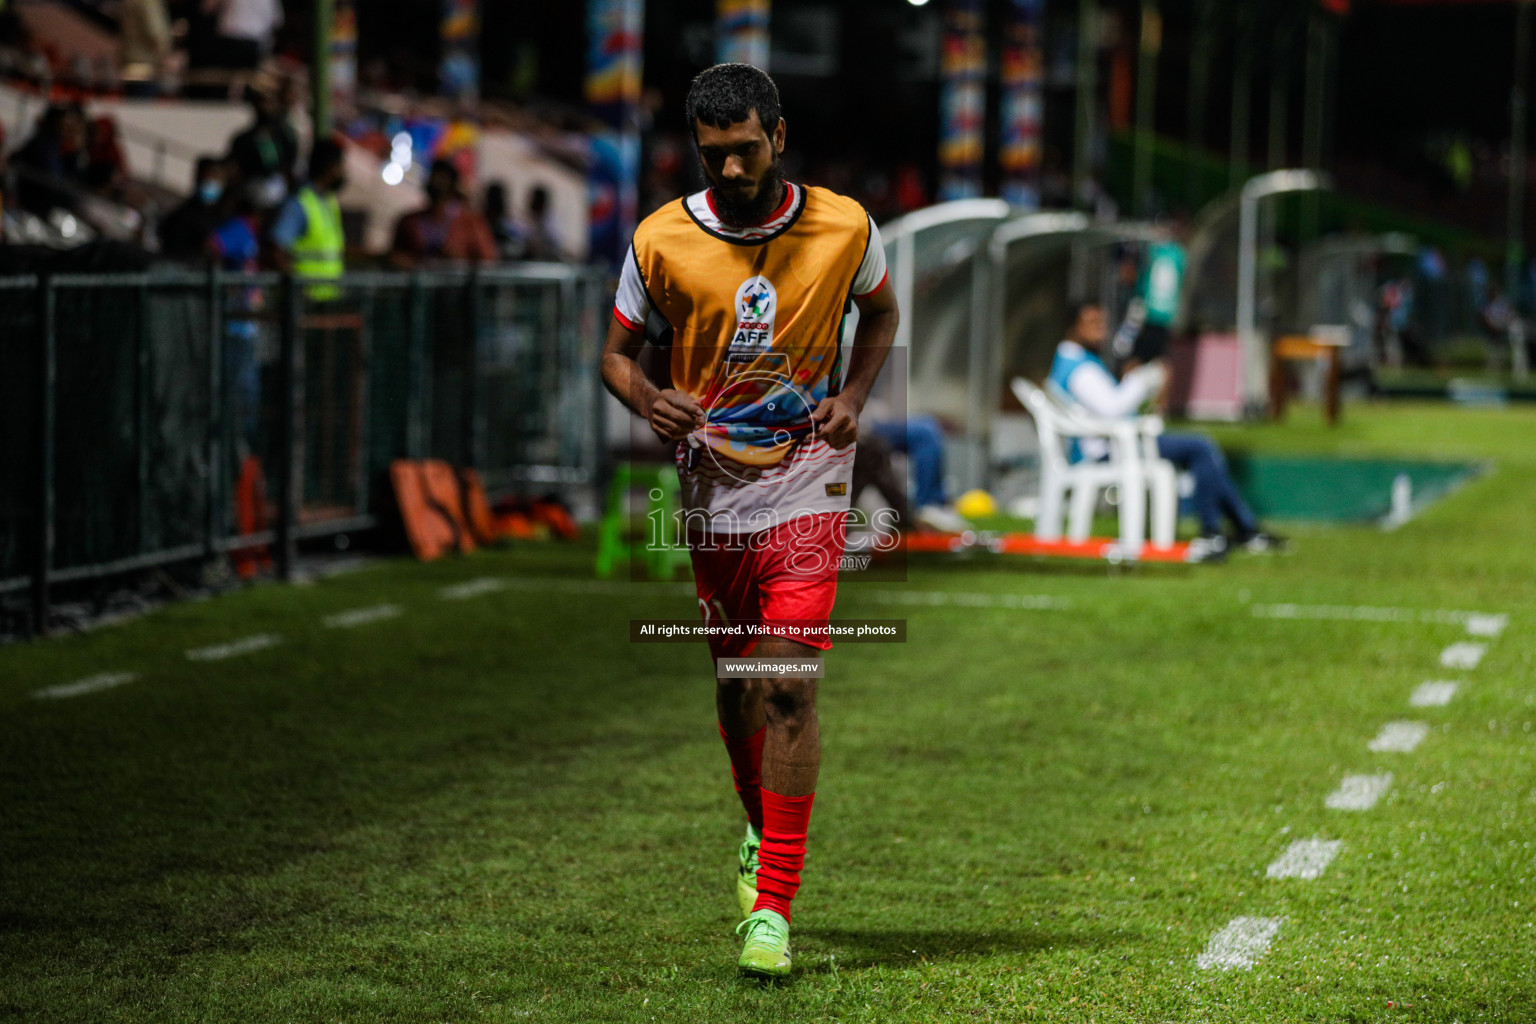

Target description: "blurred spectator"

left=205, top=0, right=283, bottom=70
left=850, top=427, right=909, bottom=532
left=482, top=181, right=528, bottom=261
left=517, top=185, right=567, bottom=263
left=120, top=0, right=174, bottom=97
left=1479, top=284, right=1513, bottom=344
left=1114, top=218, right=1187, bottom=371
left=207, top=184, right=264, bottom=450
left=1378, top=276, right=1432, bottom=367
left=268, top=137, right=347, bottom=299
left=389, top=158, right=495, bottom=268
left=83, top=117, right=128, bottom=198
left=12, top=104, right=88, bottom=217
left=159, top=156, right=228, bottom=258
left=865, top=415, right=968, bottom=533
left=208, top=183, right=261, bottom=272
left=1466, top=257, right=1489, bottom=315
left=226, top=82, right=298, bottom=210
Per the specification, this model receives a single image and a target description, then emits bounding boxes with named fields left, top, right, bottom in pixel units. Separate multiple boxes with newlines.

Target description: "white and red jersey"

left=613, top=182, right=887, bottom=535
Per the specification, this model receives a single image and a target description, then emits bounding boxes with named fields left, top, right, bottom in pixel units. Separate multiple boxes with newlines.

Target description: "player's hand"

left=809, top=393, right=860, bottom=450
left=647, top=388, right=705, bottom=442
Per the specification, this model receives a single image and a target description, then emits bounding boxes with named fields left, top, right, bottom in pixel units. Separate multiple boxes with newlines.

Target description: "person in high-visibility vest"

left=268, top=138, right=347, bottom=300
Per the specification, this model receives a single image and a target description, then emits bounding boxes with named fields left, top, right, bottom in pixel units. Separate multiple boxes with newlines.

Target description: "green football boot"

left=735, top=908, right=791, bottom=979
left=737, top=822, right=762, bottom=920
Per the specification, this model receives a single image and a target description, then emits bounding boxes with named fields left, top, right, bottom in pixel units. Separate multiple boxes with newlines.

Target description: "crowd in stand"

left=0, top=72, right=570, bottom=271
left=0, top=0, right=286, bottom=98
left=152, top=81, right=567, bottom=275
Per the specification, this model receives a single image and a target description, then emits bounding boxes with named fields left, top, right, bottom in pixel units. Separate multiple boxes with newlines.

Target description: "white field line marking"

left=1368, top=721, right=1431, bottom=753
left=1196, top=917, right=1285, bottom=970
left=1440, top=642, right=1487, bottom=670
left=186, top=634, right=281, bottom=662
left=1326, top=773, right=1393, bottom=811
left=1410, top=681, right=1459, bottom=707
left=1250, top=603, right=1502, bottom=627
left=323, top=604, right=402, bottom=629
left=32, top=672, right=139, bottom=700
left=1465, top=613, right=1508, bottom=638
left=1267, top=838, right=1343, bottom=880
left=439, top=577, right=511, bottom=600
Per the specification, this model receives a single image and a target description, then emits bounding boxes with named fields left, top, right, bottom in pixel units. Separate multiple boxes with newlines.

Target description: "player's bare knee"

left=716, top=675, right=758, bottom=700
left=761, top=677, right=816, bottom=723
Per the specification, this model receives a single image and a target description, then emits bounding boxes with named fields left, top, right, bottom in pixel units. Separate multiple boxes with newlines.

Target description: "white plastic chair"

left=1011, top=377, right=1178, bottom=556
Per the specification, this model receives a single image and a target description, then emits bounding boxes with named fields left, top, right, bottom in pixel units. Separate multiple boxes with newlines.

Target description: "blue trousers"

left=868, top=415, right=947, bottom=508
left=1155, top=433, right=1258, bottom=536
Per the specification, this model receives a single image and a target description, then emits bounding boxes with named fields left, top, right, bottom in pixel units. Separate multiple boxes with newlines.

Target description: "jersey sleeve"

left=612, top=245, right=652, bottom=331
left=851, top=215, right=888, bottom=297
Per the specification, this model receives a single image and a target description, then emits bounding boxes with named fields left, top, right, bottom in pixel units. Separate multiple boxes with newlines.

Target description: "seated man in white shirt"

left=1046, top=301, right=1284, bottom=561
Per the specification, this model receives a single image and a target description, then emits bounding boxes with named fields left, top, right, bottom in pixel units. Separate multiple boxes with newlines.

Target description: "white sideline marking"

left=1267, top=839, right=1342, bottom=880
left=1440, top=642, right=1487, bottom=670
left=32, top=672, right=139, bottom=700
left=1250, top=604, right=1502, bottom=627
left=323, top=604, right=402, bottom=629
left=1326, top=773, right=1393, bottom=811
left=1368, top=721, right=1430, bottom=753
left=1410, top=681, right=1459, bottom=707
left=1196, top=917, right=1285, bottom=971
left=439, top=577, right=511, bottom=600
left=1465, top=613, right=1508, bottom=638
left=186, top=634, right=281, bottom=661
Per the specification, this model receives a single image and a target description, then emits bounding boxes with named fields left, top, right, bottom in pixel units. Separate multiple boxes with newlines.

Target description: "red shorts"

left=689, top=511, right=848, bottom=660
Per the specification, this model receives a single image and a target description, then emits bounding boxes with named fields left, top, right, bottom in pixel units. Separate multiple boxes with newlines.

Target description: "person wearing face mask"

left=267, top=138, right=348, bottom=300
left=159, top=156, right=229, bottom=259
left=226, top=82, right=299, bottom=212
left=388, top=158, right=497, bottom=269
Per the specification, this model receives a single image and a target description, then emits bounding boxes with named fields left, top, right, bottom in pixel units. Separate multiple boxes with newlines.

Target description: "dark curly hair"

left=685, top=63, right=782, bottom=139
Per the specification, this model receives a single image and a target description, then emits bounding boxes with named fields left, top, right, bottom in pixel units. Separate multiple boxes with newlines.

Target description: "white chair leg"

left=1067, top=482, right=1098, bottom=542
left=1034, top=476, right=1065, bottom=541
left=1118, top=468, right=1146, bottom=558
left=1149, top=464, right=1177, bottom=547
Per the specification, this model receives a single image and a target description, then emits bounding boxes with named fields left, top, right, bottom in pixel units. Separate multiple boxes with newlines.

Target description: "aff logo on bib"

left=731, top=276, right=777, bottom=354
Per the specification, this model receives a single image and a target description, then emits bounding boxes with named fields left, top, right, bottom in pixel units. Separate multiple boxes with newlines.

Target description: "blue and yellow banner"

left=717, top=0, right=770, bottom=69
left=587, top=0, right=644, bottom=269
left=938, top=0, right=986, bottom=201
left=440, top=0, right=480, bottom=100
left=999, top=0, right=1043, bottom=209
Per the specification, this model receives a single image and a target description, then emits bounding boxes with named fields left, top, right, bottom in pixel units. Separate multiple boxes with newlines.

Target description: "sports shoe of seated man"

left=1233, top=529, right=1288, bottom=554
left=1186, top=532, right=1228, bottom=564
left=915, top=504, right=971, bottom=534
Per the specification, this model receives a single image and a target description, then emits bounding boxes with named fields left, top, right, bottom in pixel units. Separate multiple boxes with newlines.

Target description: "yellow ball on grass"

left=954, top=489, right=997, bottom=520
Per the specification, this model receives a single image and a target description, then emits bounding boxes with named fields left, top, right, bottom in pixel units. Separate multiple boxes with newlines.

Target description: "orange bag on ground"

left=419, top=459, right=475, bottom=554
left=458, top=468, right=503, bottom=546
left=391, top=459, right=458, bottom=561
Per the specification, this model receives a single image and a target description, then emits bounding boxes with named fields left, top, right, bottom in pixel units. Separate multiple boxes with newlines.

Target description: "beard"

left=710, top=153, right=786, bottom=227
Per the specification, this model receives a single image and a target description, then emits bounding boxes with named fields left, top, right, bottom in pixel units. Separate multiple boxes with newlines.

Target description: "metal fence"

left=1, top=264, right=610, bottom=635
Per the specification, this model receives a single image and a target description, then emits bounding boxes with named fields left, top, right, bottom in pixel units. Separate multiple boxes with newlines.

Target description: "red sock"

left=719, top=723, right=765, bottom=831
left=753, top=788, right=816, bottom=923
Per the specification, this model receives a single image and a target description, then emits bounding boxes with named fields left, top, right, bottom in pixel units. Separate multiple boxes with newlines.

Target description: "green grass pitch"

left=2, top=403, right=1535, bottom=1022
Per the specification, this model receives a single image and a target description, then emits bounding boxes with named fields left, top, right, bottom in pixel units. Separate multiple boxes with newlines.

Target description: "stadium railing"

left=0, top=264, right=611, bottom=637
